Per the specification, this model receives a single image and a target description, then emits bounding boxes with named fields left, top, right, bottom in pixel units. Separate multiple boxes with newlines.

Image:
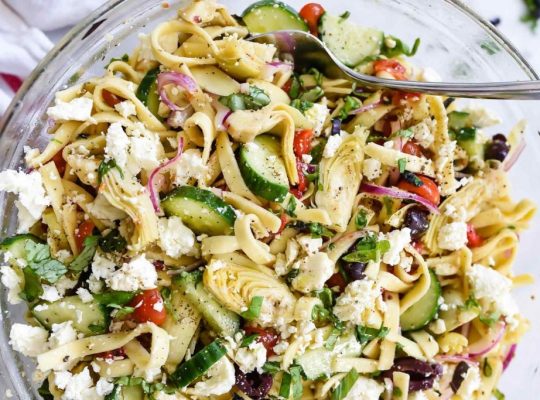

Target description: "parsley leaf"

left=24, top=241, right=67, bottom=283
left=291, top=99, right=314, bottom=114
left=290, top=365, right=303, bottom=400
left=338, top=96, right=361, bottom=120
left=70, top=235, right=99, bottom=272
left=98, top=159, right=123, bottom=183
left=381, top=35, right=421, bottom=58
left=219, top=86, right=271, bottom=111
left=355, top=325, right=390, bottom=345
left=342, top=234, right=390, bottom=263
left=241, top=296, right=264, bottom=320
left=355, top=209, right=368, bottom=229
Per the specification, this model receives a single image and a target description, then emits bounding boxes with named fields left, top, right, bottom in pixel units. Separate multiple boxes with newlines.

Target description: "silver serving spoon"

left=250, top=30, right=540, bottom=100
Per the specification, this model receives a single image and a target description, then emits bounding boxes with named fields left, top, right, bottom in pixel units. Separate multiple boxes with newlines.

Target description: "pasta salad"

left=0, top=1, right=536, bottom=399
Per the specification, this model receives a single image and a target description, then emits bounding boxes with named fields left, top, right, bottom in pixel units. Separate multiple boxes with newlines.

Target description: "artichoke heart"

left=214, top=34, right=276, bottom=80
left=315, top=129, right=366, bottom=232
left=101, top=170, right=159, bottom=252
left=203, top=257, right=296, bottom=328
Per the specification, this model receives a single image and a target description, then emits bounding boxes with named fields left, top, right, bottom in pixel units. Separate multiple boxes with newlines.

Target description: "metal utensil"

left=250, top=30, right=540, bottom=100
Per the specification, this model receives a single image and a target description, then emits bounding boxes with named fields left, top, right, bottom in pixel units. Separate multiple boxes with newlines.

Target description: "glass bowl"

left=1, top=0, right=539, bottom=398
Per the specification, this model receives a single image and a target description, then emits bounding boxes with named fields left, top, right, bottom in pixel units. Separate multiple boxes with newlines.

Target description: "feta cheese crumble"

left=190, top=357, right=236, bottom=397
left=77, top=287, right=94, bottom=303
left=107, top=254, right=157, bottom=291
left=158, top=216, right=197, bottom=258
left=462, top=103, right=502, bottom=128
left=173, top=149, right=208, bottom=185
left=343, top=375, right=384, bottom=400
left=323, top=134, right=343, bottom=158
left=9, top=323, right=49, bottom=357
left=105, top=122, right=130, bottom=169
left=114, top=100, right=136, bottom=118
left=410, top=119, right=434, bottom=148
left=40, top=285, right=62, bottom=302
left=456, top=365, right=481, bottom=398
left=382, top=228, right=411, bottom=266
left=304, top=103, right=329, bottom=136
left=291, top=252, right=334, bottom=293
left=296, top=235, right=322, bottom=255
left=235, top=340, right=267, bottom=373
left=437, top=222, right=468, bottom=251
left=49, top=321, right=77, bottom=348
left=54, top=367, right=101, bottom=400
left=1, top=266, right=22, bottom=304
left=333, top=279, right=382, bottom=325
left=363, top=158, right=382, bottom=181
left=47, top=97, right=93, bottom=122
left=0, top=169, right=51, bottom=232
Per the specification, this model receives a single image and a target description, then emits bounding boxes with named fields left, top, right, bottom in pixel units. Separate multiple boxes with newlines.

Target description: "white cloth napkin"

left=0, top=0, right=107, bottom=115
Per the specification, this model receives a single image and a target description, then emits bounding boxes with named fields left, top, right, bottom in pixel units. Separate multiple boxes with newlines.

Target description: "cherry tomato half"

left=277, top=213, right=288, bottom=234
left=293, top=129, right=314, bottom=157
left=397, top=174, right=441, bottom=205
left=402, top=141, right=424, bottom=157
left=299, top=3, right=325, bottom=36
left=373, top=59, right=407, bottom=81
left=51, top=150, right=67, bottom=176
left=102, top=89, right=123, bottom=107
left=75, top=220, right=95, bottom=252
left=244, top=326, right=280, bottom=357
left=130, top=289, right=167, bottom=326
left=466, top=224, right=484, bottom=248
left=392, top=91, right=421, bottom=106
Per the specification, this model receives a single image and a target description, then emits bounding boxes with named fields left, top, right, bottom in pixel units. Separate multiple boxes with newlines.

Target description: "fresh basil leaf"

left=393, top=387, right=403, bottom=397
left=288, top=75, right=302, bottom=99
left=98, top=159, right=123, bottom=183
left=308, top=223, right=334, bottom=238
left=285, top=196, right=297, bottom=217
left=110, top=304, right=135, bottom=319
left=290, top=365, right=303, bottom=400
left=241, top=296, right=264, bottom=320
left=99, top=229, right=127, bottom=253
left=339, top=96, right=361, bottom=120
left=262, top=361, right=281, bottom=375
left=291, top=99, right=314, bottom=114
left=94, top=290, right=135, bottom=306
left=20, top=267, right=43, bottom=302
left=398, top=158, right=407, bottom=173
left=355, top=325, right=390, bottom=345
left=315, top=287, right=334, bottom=308
left=342, top=234, right=390, bottom=263
left=24, top=241, right=67, bottom=283
left=355, top=209, right=368, bottom=229
left=324, top=327, right=342, bottom=350
left=300, top=86, right=324, bottom=102
left=454, top=127, right=477, bottom=142
left=381, top=35, right=421, bottom=58
left=331, top=368, right=359, bottom=400
left=160, top=287, right=176, bottom=321
left=218, top=86, right=271, bottom=111
left=240, top=333, right=260, bottom=348
left=279, top=371, right=292, bottom=399
left=310, top=140, right=326, bottom=164
left=70, top=235, right=99, bottom=272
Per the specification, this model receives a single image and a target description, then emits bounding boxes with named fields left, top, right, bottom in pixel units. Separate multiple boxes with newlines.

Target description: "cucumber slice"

left=174, top=271, right=240, bottom=337
left=136, top=67, right=160, bottom=118
left=0, top=234, right=43, bottom=261
left=319, top=13, right=383, bottom=67
left=242, top=0, right=308, bottom=34
left=32, top=295, right=109, bottom=336
left=161, top=186, right=236, bottom=235
left=163, top=288, right=201, bottom=373
left=297, top=347, right=332, bottom=380
left=170, top=339, right=227, bottom=388
left=400, top=269, right=441, bottom=331
left=448, top=111, right=470, bottom=130
left=238, top=134, right=290, bottom=202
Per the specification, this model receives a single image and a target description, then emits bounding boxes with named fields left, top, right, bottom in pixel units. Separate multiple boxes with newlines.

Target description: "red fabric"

left=0, top=73, right=23, bottom=92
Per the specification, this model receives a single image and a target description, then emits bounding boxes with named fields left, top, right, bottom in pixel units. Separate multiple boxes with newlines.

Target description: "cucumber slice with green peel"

left=242, top=0, right=308, bottom=34
left=0, top=234, right=43, bottom=261
left=319, top=13, right=383, bottom=67
left=174, top=271, right=240, bottom=337
left=170, top=339, right=227, bottom=388
left=32, top=295, right=109, bottom=336
left=161, top=186, right=236, bottom=236
left=238, top=134, right=290, bottom=202
left=400, top=269, right=441, bottom=331
left=136, top=67, right=160, bottom=118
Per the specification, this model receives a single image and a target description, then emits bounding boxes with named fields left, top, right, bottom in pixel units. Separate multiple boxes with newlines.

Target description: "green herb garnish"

left=98, top=159, right=123, bottom=183
left=24, top=241, right=67, bottom=283
left=381, top=35, right=421, bottom=58
left=219, top=86, right=271, bottom=111
left=355, top=324, right=390, bottom=345
left=331, top=368, right=359, bottom=400
left=70, top=235, right=99, bottom=272
left=241, top=296, right=264, bottom=320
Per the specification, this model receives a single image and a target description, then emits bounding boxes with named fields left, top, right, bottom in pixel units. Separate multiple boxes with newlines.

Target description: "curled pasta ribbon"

left=106, top=60, right=143, bottom=84
left=93, top=77, right=165, bottom=131
left=220, top=190, right=281, bottom=233
left=399, top=245, right=431, bottom=314
left=183, top=111, right=215, bottom=164
left=201, top=235, right=241, bottom=256
left=426, top=247, right=472, bottom=277
left=315, top=128, right=366, bottom=231
left=62, top=180, right=107, bottom=231
left=365, top=142, right=435, bottom=177
left=378, top=292, right=400, bottom=370
left=234, top=214, right=275, bottom=265
left=344, top=92, right=394, bottom=131
left=101, top=170, right=159, bottom=252
left=203, top=257, right=296, bottom=328
left=471, top=197, right=536, bottom=236
left=410, top=330, right=440, bottom=359
left=472, top=229, right=519, bottom=273
left=37, top=322, right=169, bottom=372
left=27, top=121, right=80, bottom=168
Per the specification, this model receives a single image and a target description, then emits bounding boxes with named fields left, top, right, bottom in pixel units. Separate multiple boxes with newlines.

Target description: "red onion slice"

left=361, top=182, right=440, bottom=214
left=467, top=322, right=505, bottom=357
left=351, top=100, right=382, bottom=115
left=214, top=100, right=232, bottom=132
left=503, top=138, right=526, bottom=171
left=147, top=136, right=184, bottom=213
left=157, top=72, right=198, bottom=112
left=503, top=344, right=517, bottom=370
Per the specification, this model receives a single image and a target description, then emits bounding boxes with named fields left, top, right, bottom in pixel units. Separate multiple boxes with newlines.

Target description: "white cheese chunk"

left=158, top=216, right=197, bottom=258
left=456, top=365, right=481, bottom=398
left=76, top=287, right=94, bottom=303
left=382, top=228, right=411, bottom=266
left=322, top=134, right=343, bottom=158
left=234, top=340, right=267, bottom=373
left=114, top=100, right=136, bottom=118
left=343, top=375, right=384, bottom=400
left=1, top=266, right=22, bottom=304
left=291, top=252, right=334, bottom=293
left=95, top=378, right=115, bottom=397
left=91, top=251, right=117, bottom=281
left=362, top=158, right=382, bottom=181
left=304, top=103, right=329, bottom=136
left=410, top=119, right=434, bottom=148
left=107, top=254, right=157, bottom=291
left=173, top=149, right=208, bottom=185
left=54, top=367, right=100, bottom=400
left=190, top=357, right=236, bottom=396
left=49, top=321, right=77, bottom=348
left=437, top=222, right=468, bottom=251
left=9, top=323, right=49, bottom=357
left=104, top=122, right=130, bottom=169
left=40, top=285, right=62, bottom=302
left=296, top=235, right=322, bottom=255
left=333, top=279, right=382, bottom=325
left=462, top=103, right=502, bottom=128
left=47, top=97, right=93, bottom=122
left=0, top=169, right=51, bottom=232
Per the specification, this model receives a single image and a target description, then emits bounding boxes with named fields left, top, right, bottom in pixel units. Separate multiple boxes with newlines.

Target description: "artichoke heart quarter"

left=203, top=257, right=296, bottom=328
left=315, top=130, right=366, bottom=232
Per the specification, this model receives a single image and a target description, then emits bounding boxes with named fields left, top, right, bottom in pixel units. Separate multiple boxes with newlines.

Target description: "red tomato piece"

left=102, top=89, right=123, bottom=107
left=373, top=59, right=407, bottom=81
left=51, top=150, right=67, bottom=176
left=97, top=347, right=126, bottom=360
left=397, top=175, right=441, bottom=205
left=75, top=220, right=95, bottom=252
left=392, top=91, right=421, bottom=106
left=130, top=289, right=167, bottom=326
left=466, top=224, right=484, bottom=248
left=282, top=78, right=293, bottom=94
left=277, top=213, right=288, bottom=234
left=402, top=141, right=424, bottom=157
left=326, top=272, right=347, bottom=293
left=293, top=129, right=314, bottom=157
left=244, top=326, right=280, bottom=357
left=299, top=3, right=325, bottom=36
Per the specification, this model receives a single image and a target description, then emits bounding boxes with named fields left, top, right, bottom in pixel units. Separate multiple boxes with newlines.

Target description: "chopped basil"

left=94, top=290, right=136, bottom=306
left=240, top=333, right=260, bottom=348
left=290, top=365, right=304, bottom=400
left=308, top=222, right=334, bottom=238
left=301, top=86, right=324, bottom=102
left=381, top=35, right=421, bottom=58
left=307, top=68, right=323, bottom=86
left=310, top=140, right=326, bottom=164
left=285, top=196, right=297, bottom=217
left=402, top=171, right=424, bottom=187
left=316, top=287, right=334, bottom=308
left=262, top=361, right=281, bottom=375
left=398, top=158, right=407, bottom=173
left=285, top=268, right=300, bottom=284
left=219, top=86, right=271, bottom=111
left=342, top=233, right=390, bottom=263
left=355, top=209, right=368, bottom=229
left=339, top=96, right=361, bottom=120
left=110, top=305, right=135, bottom=319
left=325, top=327, right=342, bottom=350
left=105, top=54, right=129, bottom=68
left=331, top=368, right=359, bottom=400
left=393, top=387, right=403, bottom=397
left=339, top=11, right=351, bottom=20
left=24, top=241, right=67, bottom=283
left=291, top=99, right=314, bottom=114
left=98, top=159, right=123, bottom=183
left=493, top=388, right=505, bottom=400
left=482, top=358, right=493, bottom=377
left=20, top=267, right=43, bottom=302
left=99, top=229, right=127, bottom=253
left=279, top=370, right=292, bottom=399
left=312, top=304, right=331, bottom=325
left=160, top=287, right=175, bottom=321
left=70, top=235, right=99, bottom=272
left=462, top=295, right=480, bottom=311
left=479, top=311, right=501, bottom=327
left=355, top=324, right=390, bottom=345
left=241, top=296, right=264, bottom=320
left=288, top=74, right=302, bottom=99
